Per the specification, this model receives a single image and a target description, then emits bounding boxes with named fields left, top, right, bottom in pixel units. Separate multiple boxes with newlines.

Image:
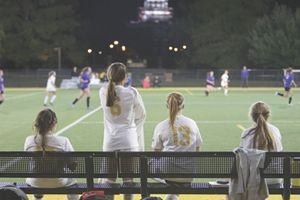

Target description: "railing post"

left=140, top=154, right=149, bottom=198
left=283, top=156, right=291, bottom=200
left=85, top=154, right=95, bottom=191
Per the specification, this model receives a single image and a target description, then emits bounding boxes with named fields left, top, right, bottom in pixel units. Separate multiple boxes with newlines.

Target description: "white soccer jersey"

left=221, top=74, right=228, bottom=86
left=46, top=75, right=56, bottom=91
left=99, top=85, right=146, bottom=151
left=152, top=115, right=203, bottom=152
left=24, top=134, right=75, bottom=188
left=240, top=123, right=282, bottom=152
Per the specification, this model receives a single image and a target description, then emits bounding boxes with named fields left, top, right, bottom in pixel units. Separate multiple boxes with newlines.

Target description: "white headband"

left=166, top=100, right=185, bottom=109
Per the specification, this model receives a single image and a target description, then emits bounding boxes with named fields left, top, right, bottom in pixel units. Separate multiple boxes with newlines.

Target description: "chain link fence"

left=2, top=68, right=299, bottom=88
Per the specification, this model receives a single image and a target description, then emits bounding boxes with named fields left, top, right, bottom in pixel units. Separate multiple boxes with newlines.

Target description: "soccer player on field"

left=205, top=71, right=214, bottom=96
left=221, top=70, right=230, bottom=96
left=275, top=67, right=297, bottom=106
left=151, top=92, right=203, bottom=200
left=99, top=62, right=146, bottom=200
left=0, top=69, right=5, bottom=105
left=71, top=67, right=93, bottom=109
left=44, top=71, right=57, bottom=106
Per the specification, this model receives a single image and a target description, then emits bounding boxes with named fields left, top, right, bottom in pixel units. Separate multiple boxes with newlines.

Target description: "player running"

left=44, top=71, right=57, bottom=106
left=99, top=62, right=146, bottom=200
left=0, top=69, right=5, bottom=105
left=71, top=67, right=93, bottom=109
left=150, top=92, right=203, bottom=200
left=220, top=70, right=229, bottom=96
left=275, top=67, right=297, bottom=106
left=205, top=71, right=214, bottom=96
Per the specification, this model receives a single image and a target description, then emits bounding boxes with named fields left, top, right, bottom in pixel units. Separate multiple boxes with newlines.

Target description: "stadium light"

left=114, top=41, right=119, bottom=45
left=174, top=48, right=178, bottom=52
left=87, top=49, right=92, bottom=53
left=109, top=44, right=114, bottom=49
left=99, top=51, right=102, bottom=55
left=169, top=46, right=173, bottom=50
left=122, top=46, right=126, bottom=51
left=183, top=45, right=187, bottom=49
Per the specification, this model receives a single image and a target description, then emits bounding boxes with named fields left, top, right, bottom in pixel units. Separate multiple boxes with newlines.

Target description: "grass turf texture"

left=0, top=87, right=300, bottom=200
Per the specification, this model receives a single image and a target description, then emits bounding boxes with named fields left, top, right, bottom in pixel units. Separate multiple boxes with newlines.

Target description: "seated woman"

left=24, top=109, right=78, bottom=200
left=240, top=101, right=282, bottom=185
left=226, top=101, right=283, bottom=200
left=151, top=92, right=203, bottom=200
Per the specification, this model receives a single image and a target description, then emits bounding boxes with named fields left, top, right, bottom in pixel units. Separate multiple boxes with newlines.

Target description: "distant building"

left=139, top=0, right=173, bottom=23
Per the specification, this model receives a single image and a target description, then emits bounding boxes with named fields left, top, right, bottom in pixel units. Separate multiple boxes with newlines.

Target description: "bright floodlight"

left=99, top=51, right=102, bottom=55
left=183, top=45, right=187, bottom=49
left=114, top=41, right=119, bottom=45
left=169, top=46, right=173, bottom=50
left=87, top=49, right=92, bottom=53
left=122, top=46, right=126, bottom=51
left=110, top=44, right=114, bottom=49
left=174, top=48, right=178, bottom=52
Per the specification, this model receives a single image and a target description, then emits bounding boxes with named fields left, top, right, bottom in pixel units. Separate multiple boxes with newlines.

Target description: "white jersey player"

left=99, top=62, right=146, bottom=200
left=151, top=92, right=203, bottom=200
left=44, top=71, right=57, bottom=106
left=221, top=70, right=229, bottom=96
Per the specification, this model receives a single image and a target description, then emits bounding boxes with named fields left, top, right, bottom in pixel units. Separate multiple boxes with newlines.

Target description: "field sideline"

left=1, top=87, right=300, bottom=200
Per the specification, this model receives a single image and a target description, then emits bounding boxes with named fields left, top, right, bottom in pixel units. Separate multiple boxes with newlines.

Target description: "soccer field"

left=1, top=87, right=299, bottom=152
left=1, top=87, right=300, bottom=200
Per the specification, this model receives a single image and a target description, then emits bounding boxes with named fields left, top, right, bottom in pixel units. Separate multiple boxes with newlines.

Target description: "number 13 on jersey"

left=172, top=126, right=190, bottom=146
left=110, top=96, right=121, bottom=116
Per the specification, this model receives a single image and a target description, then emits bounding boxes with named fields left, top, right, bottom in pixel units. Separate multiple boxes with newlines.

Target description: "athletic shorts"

left=46, top=87, right=56, bottom=92
left=284, top=87, right=290, bottom=92
left=221, top=81, right=228, bottom=87
left=206, top=82, right=213, bottom=86
left=81, top=87, right=88, bottom=91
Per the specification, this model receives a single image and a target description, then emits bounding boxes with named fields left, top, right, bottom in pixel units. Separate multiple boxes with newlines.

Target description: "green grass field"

left=1, top=87, right=299, bottom=199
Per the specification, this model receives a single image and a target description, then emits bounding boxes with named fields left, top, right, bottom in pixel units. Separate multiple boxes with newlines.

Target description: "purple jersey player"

left=275, top=67, right=297, bottom=106
left=71, top=67, right=93, bottom=109
left=0, top=69, right=5, bottom=105
left=205, top=71, right=215, bottom=96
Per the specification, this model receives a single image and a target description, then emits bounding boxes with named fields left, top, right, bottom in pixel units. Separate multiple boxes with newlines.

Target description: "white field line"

left=54, top=106, right=102, bottom=136
left=143, top=102, right=285, bottom=105
left=79, top=120, right=300, bottom=124
left=0, top=157, right=22, bottom=172
left=6, top=92, right=44, bottom=100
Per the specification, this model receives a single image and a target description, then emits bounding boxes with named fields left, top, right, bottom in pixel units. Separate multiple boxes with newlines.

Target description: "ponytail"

left=166, top=92, right=184, bottom=129
left=244, top=102, right=274, bottom=151
left=48, top=71, right=54, bottom=79
left=81, top=66, right=91, bottom=74
left=106, top=63, right=126, bottom=107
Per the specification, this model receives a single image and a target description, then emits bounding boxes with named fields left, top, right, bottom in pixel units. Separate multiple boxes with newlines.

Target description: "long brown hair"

left=33, top=109, right=57, bottom=156
left=166, top=92, right=184, bottom=129
left=106, top=62, right=126, bottom=107
left=243, top=102, right=274, bottom=151
left=286, top=67, right=293, bottom=73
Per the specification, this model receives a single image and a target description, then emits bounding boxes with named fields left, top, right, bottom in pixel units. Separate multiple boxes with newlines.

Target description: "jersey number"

left=172, top=126, right=190, bottom=146
left=110, top=96, right=121, bottom=116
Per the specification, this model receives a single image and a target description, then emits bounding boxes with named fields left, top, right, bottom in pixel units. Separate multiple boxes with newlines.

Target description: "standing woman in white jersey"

left=44, top=71, right=57, bottom=106
left=0, top=70, right=5, bottom=105
left=99, top=62, right=146, bottom=200
left=221, top=70, right=230, bottom=96
left=151, top=92, right=203, bottom=200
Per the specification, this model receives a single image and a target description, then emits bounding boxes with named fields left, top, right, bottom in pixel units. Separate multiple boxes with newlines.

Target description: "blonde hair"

left=33, top=109, right=57, bottom=157
left=166, top=92, right=184, bottom=129
left=48, top=71, right=55, bottom=79
left=106, top=63, right=126, bottom=107
left=244, top=101, right=274, bottom=151
left=81, top=66, right=91, bottom=74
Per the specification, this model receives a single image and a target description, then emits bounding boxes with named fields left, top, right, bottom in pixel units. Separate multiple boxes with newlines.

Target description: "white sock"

left=225, top=89, right=228, bottom=95
left=32, top=195, right=44, bottom=200
left=50, top=95, right=57, bottom=103
left=164, top=194, right=179, bottom=200
left=67, top=194, right=79, bottom=200
left=44, top=96, right=49, bottom=104
left=105, top=180, right=116, bottom=200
